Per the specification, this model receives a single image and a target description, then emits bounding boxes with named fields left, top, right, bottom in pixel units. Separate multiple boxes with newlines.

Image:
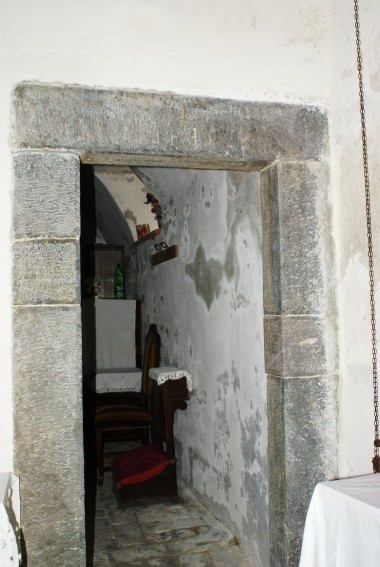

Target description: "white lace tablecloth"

left=149, top=367, right=193, bottom=392
left=95, top=368, right=142, bottom=393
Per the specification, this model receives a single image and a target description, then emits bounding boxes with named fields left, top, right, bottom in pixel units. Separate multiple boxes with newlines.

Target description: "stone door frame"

left=11, top=82, right=338, bottom=566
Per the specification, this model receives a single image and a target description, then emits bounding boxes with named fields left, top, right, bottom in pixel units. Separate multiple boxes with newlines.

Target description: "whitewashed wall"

left=94, top=167, right=158, bottom=241
left=0, top=0, right=378, bottom=485
left=331, top=0, right=380, bottom=476
left=133, top=168, right=268, bottom=565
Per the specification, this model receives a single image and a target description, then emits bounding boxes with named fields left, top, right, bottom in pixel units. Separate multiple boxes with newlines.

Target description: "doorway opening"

left=11, top=81, right=337, bottom=567
left=80, top=163, right=266, bottom=563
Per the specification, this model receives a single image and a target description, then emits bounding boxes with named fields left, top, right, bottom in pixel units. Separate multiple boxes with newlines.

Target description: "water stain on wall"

left=238, top=407, right=269, bottom=566
left=185, top=244, right=223, bottom=309
left=123, top=208, right=137, bottom=225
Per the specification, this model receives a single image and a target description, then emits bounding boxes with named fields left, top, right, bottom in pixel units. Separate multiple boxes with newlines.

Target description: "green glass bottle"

left=114, top=263, right=125, bottom=299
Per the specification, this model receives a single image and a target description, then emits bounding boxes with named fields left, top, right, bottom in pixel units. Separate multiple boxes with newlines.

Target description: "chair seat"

left=95, top=323, right=161, bottom=484
left=95, top=404, right=151, bottom=428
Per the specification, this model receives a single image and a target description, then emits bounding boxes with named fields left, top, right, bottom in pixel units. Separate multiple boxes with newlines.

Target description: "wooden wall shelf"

left=151, top=245, right=179, bottom=266
left=131, top=228, right=162, bottom=249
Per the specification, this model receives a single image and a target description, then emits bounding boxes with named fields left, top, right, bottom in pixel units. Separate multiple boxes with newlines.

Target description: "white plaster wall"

left=331, top=0, right=380, bottom=476
left=133, top=168, right=267, bottom=565
left=94, top=167, right=158, bottom=241
left=0, top=0, right=332, bottom=471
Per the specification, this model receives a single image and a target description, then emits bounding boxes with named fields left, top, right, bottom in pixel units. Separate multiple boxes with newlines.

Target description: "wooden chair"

left=112, top=374, right=189, bottom=507
left=95, top=324, right=160, bottom=484
left=93, top=299, right=142, bottom=408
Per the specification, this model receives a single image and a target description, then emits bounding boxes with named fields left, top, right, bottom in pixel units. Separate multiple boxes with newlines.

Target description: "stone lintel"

left=11, top=82, right=328, bottom=165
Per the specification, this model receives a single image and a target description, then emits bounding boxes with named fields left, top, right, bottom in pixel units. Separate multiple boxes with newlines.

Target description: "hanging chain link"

left=354, top=0, right=380, bottom=472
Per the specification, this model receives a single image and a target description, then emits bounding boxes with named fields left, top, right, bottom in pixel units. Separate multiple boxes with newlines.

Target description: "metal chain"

left=353, top=0, right=380, bottom=472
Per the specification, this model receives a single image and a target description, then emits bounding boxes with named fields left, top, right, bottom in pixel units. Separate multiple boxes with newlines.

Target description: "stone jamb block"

left=13, top=305, right=85, bottom=566
left=12, top=151, right=80, bottom=239
left=13, top=239, right=80, bottom=305
left=261, top=161, right=335, bottom=318
left=268, top=373, right=338, bottom=567
left=264, top=314, right=338, bottom=377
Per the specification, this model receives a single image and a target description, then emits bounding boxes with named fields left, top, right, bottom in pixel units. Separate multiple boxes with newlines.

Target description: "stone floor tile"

left=95, top=507, right=107, bottom=517
left=109, top=542, right=170, bottom=561
left=146, top=557, right=179, bottom=566
left=209, top=545, right=250, bottom=566
left=196, top=524, right=236, bottom=541
left=108, top=507, right=139, bottom=525
left=178, top=553, right=213, bottom=566
left=114, top=560, right=146, bottom=567
left=91, top=462, right=250, bottom=566
left=145, top=527, right=199, bottom=543
left=92, top=549, right=112, bottom=567
left=112, top=521, right=144, bottom=543
left=140, top=515, right=206, bottom=535
left=136, top=505, right=191, bottom=524
left=167, top=527, right=235, bottom=555
left=94, top=517, right=115, bottom=540
left=93, top=537, right=115, bottom=554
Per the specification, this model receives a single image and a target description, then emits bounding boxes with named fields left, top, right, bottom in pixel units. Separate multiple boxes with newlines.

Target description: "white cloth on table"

left=95, top=298, right=136, bottom=369
left=95, top=368, right=142, bottom=393
left=149, top=367, right=193, bottom=392
left=299, top=473, right=380, bottom=567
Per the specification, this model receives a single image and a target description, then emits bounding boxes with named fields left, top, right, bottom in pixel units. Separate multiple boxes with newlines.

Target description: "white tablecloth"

left=149, top=367, right=193, bottom=391
left=299, top=474, right=380, bottom=567
left=95, top=368, right=142, bottom=393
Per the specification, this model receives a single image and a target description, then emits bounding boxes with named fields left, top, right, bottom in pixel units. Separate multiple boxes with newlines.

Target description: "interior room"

left=80, top=163, right=267, bottom=564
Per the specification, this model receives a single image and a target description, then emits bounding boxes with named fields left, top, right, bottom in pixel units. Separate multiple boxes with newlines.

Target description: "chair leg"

left=142, top=427, right=149, bottom=444
left=95, top=430, right=104, bottom=485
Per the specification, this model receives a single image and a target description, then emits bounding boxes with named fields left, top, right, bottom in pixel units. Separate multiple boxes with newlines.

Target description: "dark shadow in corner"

left=80, top=164, right=97, bottom=566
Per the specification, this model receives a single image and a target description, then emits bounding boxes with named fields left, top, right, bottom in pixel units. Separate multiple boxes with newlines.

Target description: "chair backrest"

left=141, top=324, right=161, bottom=398
left=95, top=298, right=137, bottom=369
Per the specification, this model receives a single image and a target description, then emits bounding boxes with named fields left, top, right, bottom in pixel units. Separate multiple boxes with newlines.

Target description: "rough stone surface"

left=10, top=82, right=337, bottom=567
left=13, top=305, right=85, bottom=567
left=264, top=315, right=337, bottom=377
left=261, top=161, right=335, bottom=317
left=13, top=240, right=80, bottom=304
left=12, top=151, right=80, bottom=239
left=261, top=160, right=338, bottom=565
left=11, top=82, right=328, bottom=166
left=92, top=470, right=249, bottom=566
left=267, top=374, right=339, bottom=567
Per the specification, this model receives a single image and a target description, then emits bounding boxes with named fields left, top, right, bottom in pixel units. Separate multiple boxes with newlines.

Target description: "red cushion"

left=112, top=444, right=175, bottom=488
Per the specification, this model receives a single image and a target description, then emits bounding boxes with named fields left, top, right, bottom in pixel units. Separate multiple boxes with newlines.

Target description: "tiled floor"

left=90, top=469, right=250, bottom=566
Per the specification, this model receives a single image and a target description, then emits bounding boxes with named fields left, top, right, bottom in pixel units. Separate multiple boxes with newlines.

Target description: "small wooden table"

left=150, top=370, right=190, bottom=500
left=113, top=369, right=191, bottom=506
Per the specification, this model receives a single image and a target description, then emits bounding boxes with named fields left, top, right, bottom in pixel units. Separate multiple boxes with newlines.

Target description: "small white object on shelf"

left=149, top=367, right=193, bottom=392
